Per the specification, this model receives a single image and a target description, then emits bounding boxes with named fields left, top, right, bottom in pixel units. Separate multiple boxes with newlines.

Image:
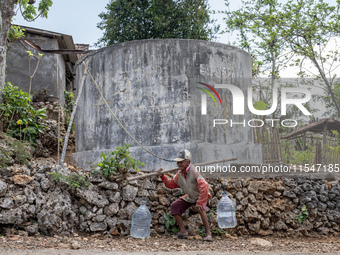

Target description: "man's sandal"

left=203, top=236, right=213, bottom=242
left=177, top=235, right=188, bottom=239
left=174, top=233, right=188, bottom=239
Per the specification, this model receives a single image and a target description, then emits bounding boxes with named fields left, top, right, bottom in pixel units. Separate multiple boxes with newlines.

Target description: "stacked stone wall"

left=0, top=162, right=339, bottom=237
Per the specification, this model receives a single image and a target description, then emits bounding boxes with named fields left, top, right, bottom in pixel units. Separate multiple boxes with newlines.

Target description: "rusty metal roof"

left=13, top=24, right=78, bottom=64
left=281, top=118, right=340, bottom=139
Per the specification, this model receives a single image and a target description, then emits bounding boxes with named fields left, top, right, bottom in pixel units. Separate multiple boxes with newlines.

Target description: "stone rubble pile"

left=0, top=159, right=339, bottom=237
left=32, top=101, right=75, bottom=158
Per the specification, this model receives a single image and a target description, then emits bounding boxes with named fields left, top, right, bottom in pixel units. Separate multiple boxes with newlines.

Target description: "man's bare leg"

left=199, top=210, right=212, bottom=241
left=174, top=215, right=188, bottom=236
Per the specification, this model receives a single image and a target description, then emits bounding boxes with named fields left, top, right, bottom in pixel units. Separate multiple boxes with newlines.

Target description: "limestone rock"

left=247, top=181, right=259, bottom=194
left=40, top=176, right=54, bottom=192
left=93, top=214, right=106, bottom=222
left=14, top=195, right=27, bottom=206
left=258, top=182, right=276, bottom=193
left=118, top=202, right=137, bottom=219
left=137, top=190, right=149, bottom=197
left=105, top=203, right=119, bottom=216
left=244, top=204, right=260, bottom=222
left=257, top=229, right=273, bottom=236
left=0, top=197, right=14, bottom=209
left=141, top=179, right=155, bottom=190
left=98, top=181, right=119, bottom=190
left=0, top=208, right=23, bottom=224
left=13, top=175, right=32, bottom=185
left=75, top=186, right=109, bottom=208
left=24, top=187, right=37, bottom=204
left=248, top=220, right=261, bottom=233
left=122, top=185, right=138, bottom=201
left=71, top=240, right=81, bottom=250
left=116, top=219, right=131, bottom=235
left=27, top=205, right=36, bottom=215
left=24, top=224, right=39, bottom=235
left=37, top=188, right=75, bottom=235
left=154, top=224, right=165, bottom=233
left=159, top=196, right=170, bottom=206
left=256, top=200, right=269, bottom=215
left=274, top=221, right=288, bottom=230
left=302, top=182, right=313, bottom=191
left=250, top=238, right=273, bottom=246
left=90, top=222, right=107, bottom=231
left=283, top=190, right=296, bottom=198
left=106, top=216, right=117, bottom=228
left=0, top=180, right=7, bottom=196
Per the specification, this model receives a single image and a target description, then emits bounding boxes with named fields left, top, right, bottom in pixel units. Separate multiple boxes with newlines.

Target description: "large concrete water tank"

left=71, top=39, right=262, bottom=171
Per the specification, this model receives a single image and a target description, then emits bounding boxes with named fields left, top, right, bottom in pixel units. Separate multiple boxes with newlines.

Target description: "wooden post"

left=315, top=137, right=321, bottom=165
left=302, top=132, right=306, bottom=151
left=322, top=124, right=327, bottom=165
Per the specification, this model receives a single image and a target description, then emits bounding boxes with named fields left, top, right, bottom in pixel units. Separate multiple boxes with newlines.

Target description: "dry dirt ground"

left=0, top=233, right=340, bottom=254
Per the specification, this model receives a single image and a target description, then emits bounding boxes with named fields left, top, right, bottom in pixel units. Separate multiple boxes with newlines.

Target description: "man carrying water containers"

left=157, top=149, right=213, bottom=242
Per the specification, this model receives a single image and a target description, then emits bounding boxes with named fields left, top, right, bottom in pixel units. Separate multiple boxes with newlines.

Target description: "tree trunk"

left=0, top=0, right=17, bottom=90
left=311, top=58, right=340, bottom=118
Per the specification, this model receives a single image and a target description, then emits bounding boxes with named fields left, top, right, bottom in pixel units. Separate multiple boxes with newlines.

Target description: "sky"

left=13, top=0, right=230, bottom=48
left=12, top=0, right=339, bottom=79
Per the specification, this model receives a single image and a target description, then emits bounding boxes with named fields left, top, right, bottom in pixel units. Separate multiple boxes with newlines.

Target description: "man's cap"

left=174, top=149, right=191, bottom=162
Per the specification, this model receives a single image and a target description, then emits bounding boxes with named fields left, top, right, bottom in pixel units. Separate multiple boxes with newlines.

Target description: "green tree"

left=97, top=0, right=218, bottom=46
left=222, top=0, right=304, bottom=122
left=223, top=0, right=340, bottom=119
left=222, top=0, right=285, bottom=80
left=277, top=0, right=340, bottom=118
left=0, top=0, right=53, bottom=90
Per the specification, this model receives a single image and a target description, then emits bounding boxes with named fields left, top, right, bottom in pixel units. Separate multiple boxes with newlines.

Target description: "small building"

left=5, top=25, right=83, bottom=106
left=281, top=118, right=340, bottom=164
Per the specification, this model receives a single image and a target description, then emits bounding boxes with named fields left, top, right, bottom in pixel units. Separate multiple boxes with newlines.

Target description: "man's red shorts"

left=170, top=198, right=208, bottom=216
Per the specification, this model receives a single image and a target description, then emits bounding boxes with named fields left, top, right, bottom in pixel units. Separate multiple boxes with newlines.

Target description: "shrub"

left=0, top=82, right=47, bottom=142
left=295, top=205, right=308, bottom=224
left=163, top=213, right=179, bottom=234
left=89, top=143, right=145, bottom=179
left=49, top=172, right=90, bottom=189
left=0, top=132, right=31, bottom=168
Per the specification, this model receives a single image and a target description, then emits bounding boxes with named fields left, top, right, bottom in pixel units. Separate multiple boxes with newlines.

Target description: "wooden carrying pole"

left=127, top=157, right=237, bottom=182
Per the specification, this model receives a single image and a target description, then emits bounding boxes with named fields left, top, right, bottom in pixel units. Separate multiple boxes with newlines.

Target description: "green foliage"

left=18, top=0, right=53, bottom=21
left=198, top=225, right=206, bottom=237
left=0, top=132, right=32, bottom=168
left=316, top=82, right=340, bottom=119
left=281, top=139, right=314, bottom=165
left=163, top=213, right=179, bottom=234
left=0, top=82, right=47, bottom=143
left=90, top=143, right=145, bottom=178
left=8, top=26, right=26, bottom=42
left=49, top=172, right=90, bottom=189
left=97, top=0, right=219, bottom=46
left=211, top=227, right=228, bottom=236
left=279, top=0, right=340, bottom=116
left=295, top=205, right=309, bottom=224
left=223, top=0, right=340, bottom=116
left=222, top=0, right=283, bottom=78
left=289, top=149, right=314, bottom=165
left=64, top=90, right=75, bottom=132
left=253, top=100, right=267, bottom=111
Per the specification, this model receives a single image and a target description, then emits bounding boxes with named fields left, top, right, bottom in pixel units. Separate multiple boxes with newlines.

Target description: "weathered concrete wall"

left=71, top=39, right=262, bottom=170
left=6, top=33, right=65, bottom=106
